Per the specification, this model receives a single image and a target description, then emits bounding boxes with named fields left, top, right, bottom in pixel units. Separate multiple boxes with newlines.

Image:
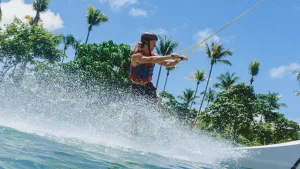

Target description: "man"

left=129, top=32, right=187, bottom=103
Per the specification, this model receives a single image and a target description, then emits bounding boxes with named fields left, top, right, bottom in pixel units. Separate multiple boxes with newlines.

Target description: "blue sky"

left=1, top=0, right=300, bottom=123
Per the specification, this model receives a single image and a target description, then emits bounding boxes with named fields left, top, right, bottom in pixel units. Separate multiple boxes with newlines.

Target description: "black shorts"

left=131, top=82, right=157, bottom=101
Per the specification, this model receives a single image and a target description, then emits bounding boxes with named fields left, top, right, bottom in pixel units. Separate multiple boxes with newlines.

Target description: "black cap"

left=141, top=32, right=158, bottom=42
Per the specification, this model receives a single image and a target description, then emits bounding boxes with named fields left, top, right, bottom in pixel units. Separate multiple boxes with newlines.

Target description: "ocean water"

left=0, top=78, right=254, bottom=169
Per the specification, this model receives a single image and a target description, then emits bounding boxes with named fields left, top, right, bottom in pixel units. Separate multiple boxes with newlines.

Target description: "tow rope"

left=184, top=0, right=265, bottom=130
left=177, top=0, right=265, bottom=59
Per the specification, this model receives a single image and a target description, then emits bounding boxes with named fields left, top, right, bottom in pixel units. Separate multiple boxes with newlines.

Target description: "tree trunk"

left=85, top=25, right=92, bottom=44
left=198, top=62, right=214, bottom=114
left=61, top=48, right=67, bottom=64
left=189, top=82, right=199, bottom=109
left=33, top=0, right=40, bottom=26
left=155, top=65, right=163, bottom=89
left=163, top=70, right=170, bottom=91
left=189, top=62, right=214, bottom=130
left=250, top=76, right=254, bottom=85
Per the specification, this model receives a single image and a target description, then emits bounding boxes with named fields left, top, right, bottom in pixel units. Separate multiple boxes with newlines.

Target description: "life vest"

left=129, top=50, right=155, bottom=83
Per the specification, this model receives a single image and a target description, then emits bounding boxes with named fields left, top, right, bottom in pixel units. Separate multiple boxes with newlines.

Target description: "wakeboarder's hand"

left=170, top=53, right=179, bottom=59
left=179, top=56, right=188, bottom=61
left=171, top=53, right=188, bottom=61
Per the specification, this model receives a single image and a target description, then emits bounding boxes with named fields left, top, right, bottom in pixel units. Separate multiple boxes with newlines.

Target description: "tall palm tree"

left=85, top=5, right=108, bottom=44
left=200, top=87, right=216, bottom=107
left=213, top=72, right=239, bottom=90
left=259, top=92, right=287, bottom=122
left=155, top=35, right=179, bottom=90
left=163, top=66, right=176, bottom=91
left=61, top=34, right=75, bottom=63
left=33, top=0, right=50, bottom=25
left=197, top=42, right=232, bottom=115
left=178, top=88, right=198, bottom=121
left=73, top=39, right=82, bottom=58
left=178, top=88, right=197, bottom=109
left=249, top=60, right=260, bottom=85
left=185, top=70, right=206, bottom=109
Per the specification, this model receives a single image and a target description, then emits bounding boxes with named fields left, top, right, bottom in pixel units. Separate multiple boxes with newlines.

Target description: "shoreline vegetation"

left=0, top=1, right=299, bottom=147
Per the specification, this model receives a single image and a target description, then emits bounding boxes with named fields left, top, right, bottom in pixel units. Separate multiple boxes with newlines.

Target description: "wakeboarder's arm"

left=158, top=56, right=188, bottom=66
left=131, top=53, right=172, bottom=65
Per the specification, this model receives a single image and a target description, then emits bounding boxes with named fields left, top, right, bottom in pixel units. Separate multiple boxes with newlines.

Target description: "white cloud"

left=193, top=28, right=221, bottom=49
left=100, top=0, right=138, bottom=11
left=149, top=28, right=167, bottom=35
left=0, top=0, right=63, bottom=31
left=269, top=63, right=300, bottom=78
left=129, top=8, right=147, bottom=17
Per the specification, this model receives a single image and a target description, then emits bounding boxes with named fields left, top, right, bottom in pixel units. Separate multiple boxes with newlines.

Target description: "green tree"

left=213, top=71, right=239, bottom=90
left=197, top=42, right=232, bottom=115
left=155, top=35, right=179, bottom=90
left=272, top=114, right=300, bottom=143
left=255, top=92, right=287, bottom=123
left=0, top=17, right=62, bottom=84
left=163, top=66, right=176, bottom=91
left=158, top=91, right=181, bottom=113
left=85, top=5, right=108, bottom=44
left=202, top=83, right=257, bottom=140
left=249, top=60, right=260, bottom=85
left=62, top=40, right=131, bottom=89
left=178, top=88, right=197, bottom=121
left=73, top=39, right=82, bottom=58
left=185, top=70, right=205, bottom=109
left=33, top=0, right=50, bottom=25
left=200, top=87, right=216, bottom=107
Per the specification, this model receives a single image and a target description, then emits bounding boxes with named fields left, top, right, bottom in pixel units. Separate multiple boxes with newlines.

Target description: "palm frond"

left=205, top=42, right=212, bottom=59
left=185, top=76, right=196, bottom=81
left=216, top=59, right=232, bottom=66
left=249, top=60, right=260, bottom=76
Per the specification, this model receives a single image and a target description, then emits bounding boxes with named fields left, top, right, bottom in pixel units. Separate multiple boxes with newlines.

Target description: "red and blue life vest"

left=129, top=51, right=156, bottom=83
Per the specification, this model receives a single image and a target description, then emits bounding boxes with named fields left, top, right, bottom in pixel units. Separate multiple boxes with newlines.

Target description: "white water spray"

left=0, top=75, right=253, bottom=168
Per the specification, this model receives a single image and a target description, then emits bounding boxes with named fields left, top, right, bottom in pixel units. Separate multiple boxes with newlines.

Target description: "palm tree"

left=85, top=5, right=108, bottom=44
left=33, top=0, right=50, bottom=25
left=163, top=66, right=176, bottom=91
left=73, top=39, right=82, bottom=58
left=200, top=87, right=216, bottom=107
left=213, top=72, right=239, bottom=90
left=258, top=92, right=287, bottom=122
left=155, top=35, right=179, bottom=90
left=249, top=60, right=260, bottom=85
left=61, top=34, right=75, bottom=63
left=185, top=70, right=205, bottom=109
left=178, top=89, right=197, bottom=108
left=178, top=88, right=198, bottom=121
left=197, top=42, right=232, bottom=115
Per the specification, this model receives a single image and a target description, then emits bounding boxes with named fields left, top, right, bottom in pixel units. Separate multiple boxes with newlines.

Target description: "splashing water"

left=0, top=74, right=253, bottom=169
